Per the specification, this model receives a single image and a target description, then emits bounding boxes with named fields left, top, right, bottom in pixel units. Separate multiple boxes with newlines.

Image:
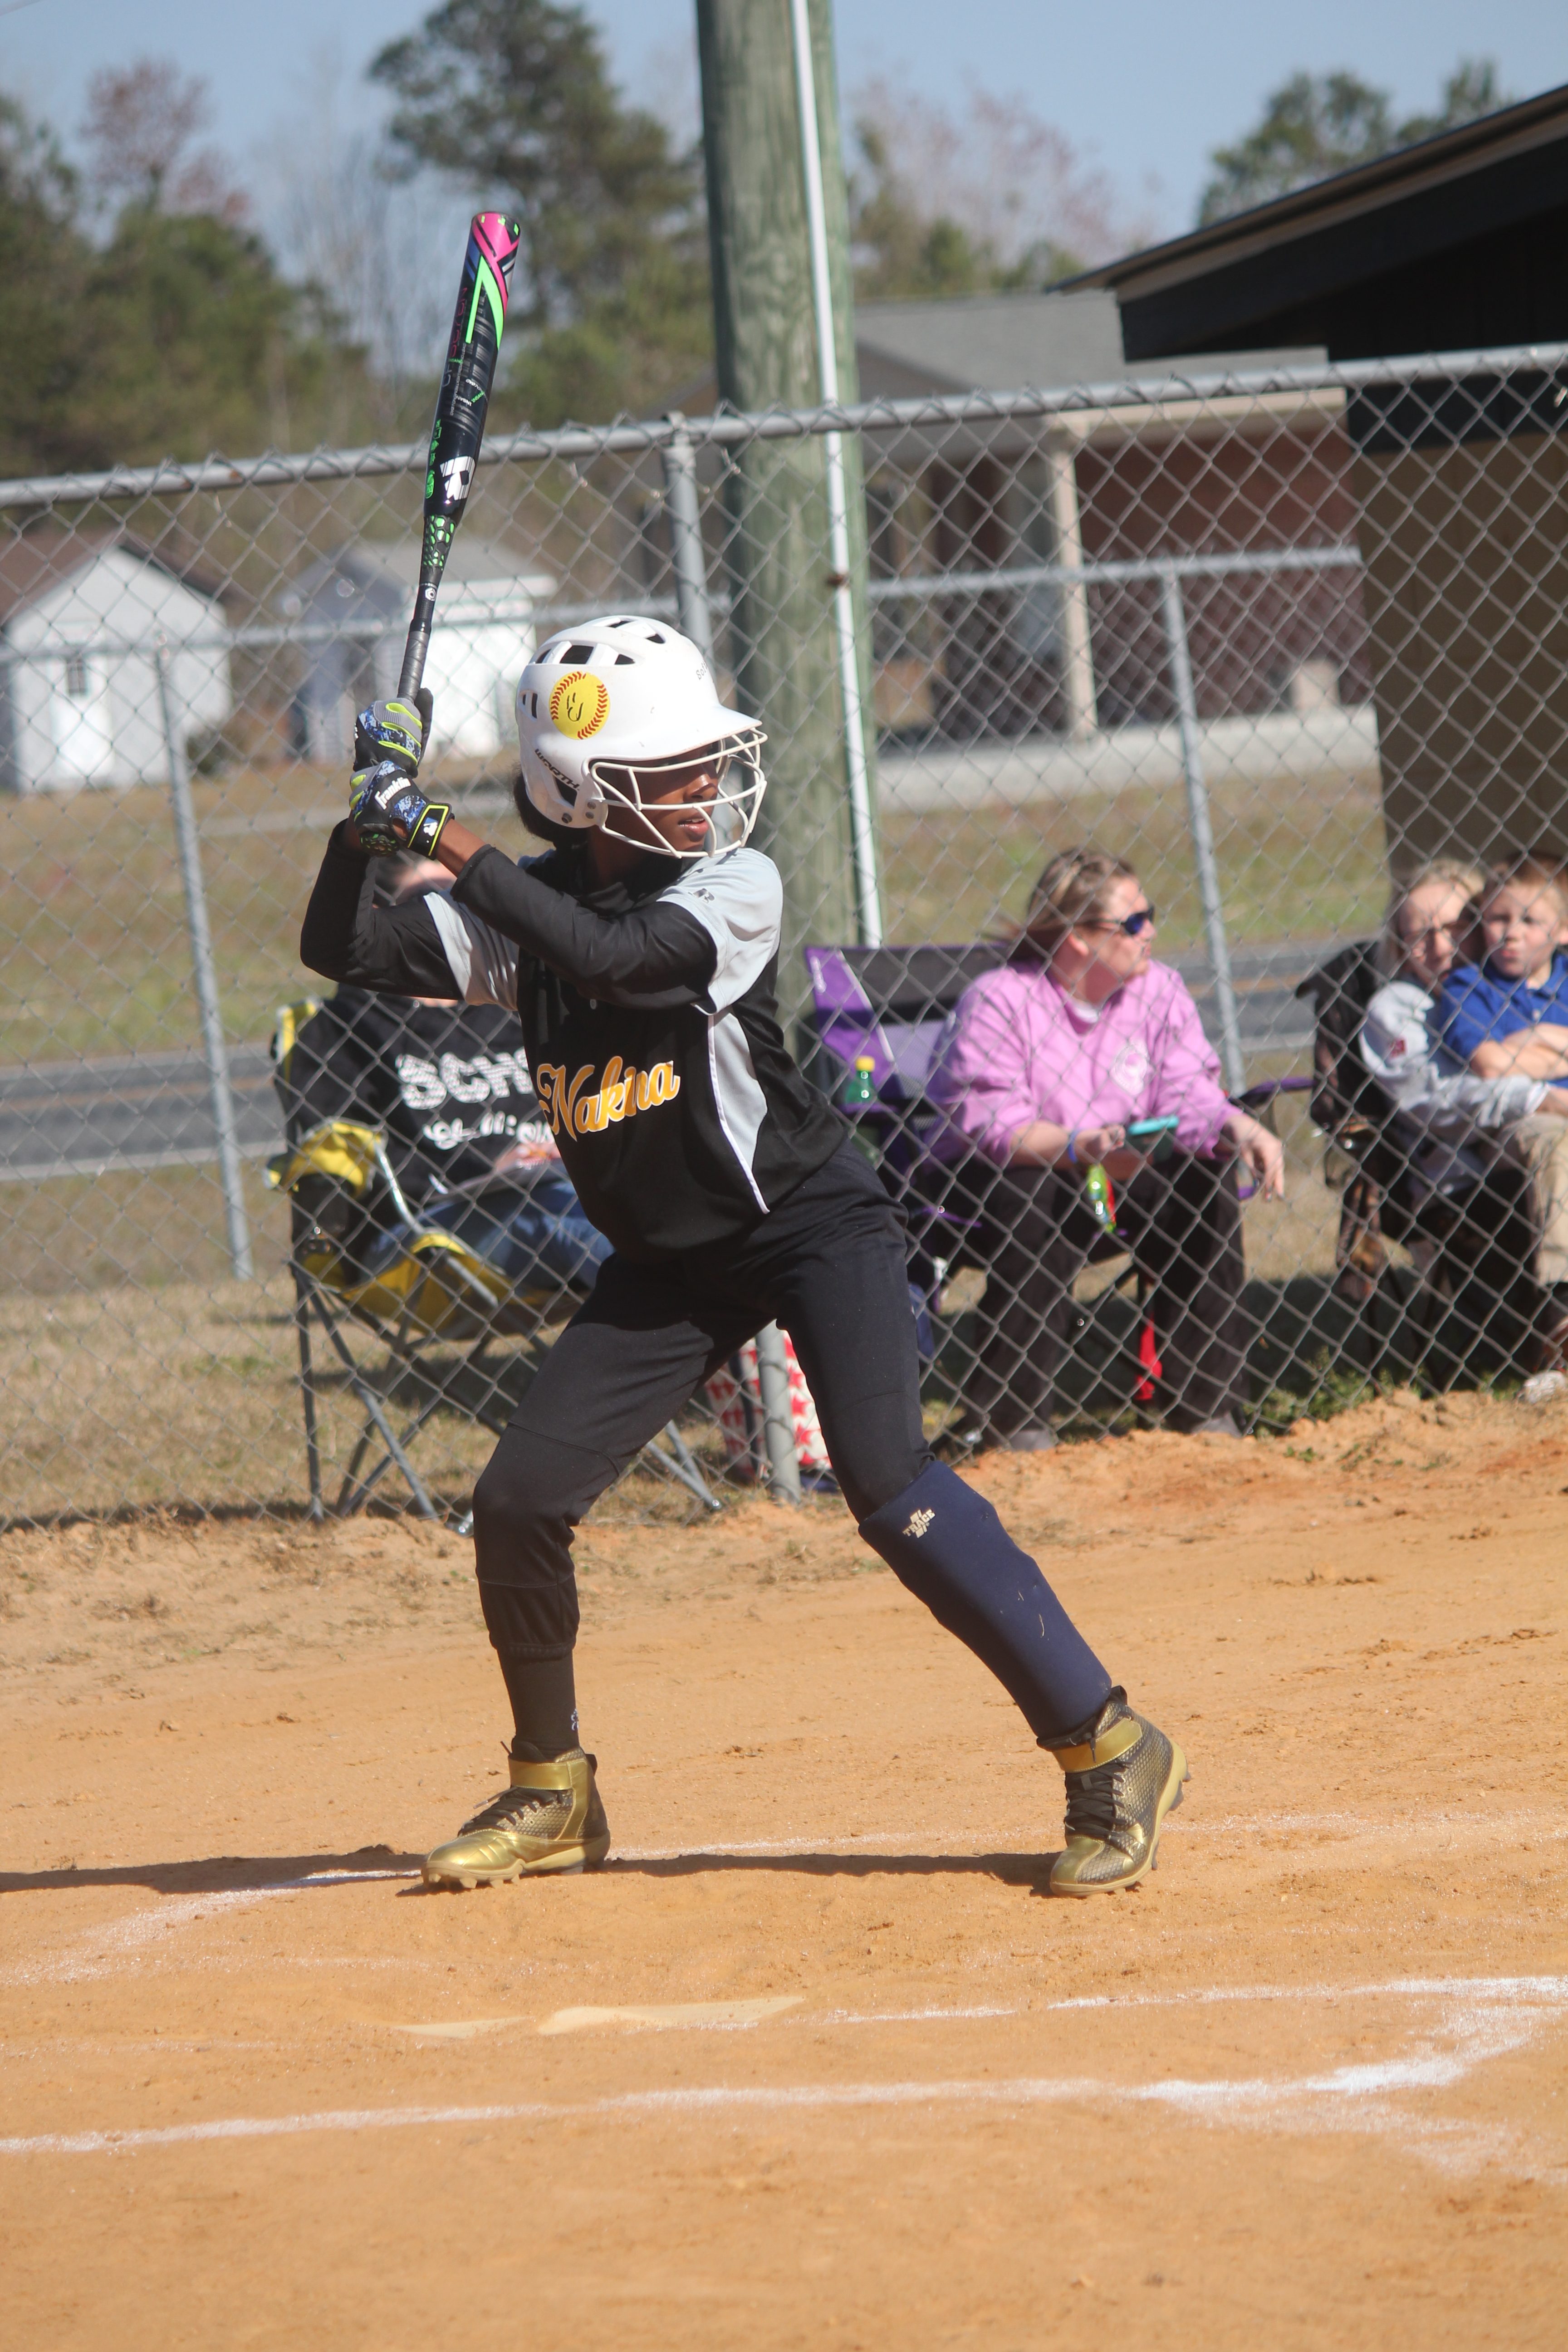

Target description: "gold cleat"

left=422, top=1749, right=610, bottom=1890
left=1044, top=1691, right=1188, bottom=1896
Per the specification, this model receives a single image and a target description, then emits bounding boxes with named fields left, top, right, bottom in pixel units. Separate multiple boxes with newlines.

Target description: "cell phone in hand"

left=1126, top=1114, right=1178, bottom=1163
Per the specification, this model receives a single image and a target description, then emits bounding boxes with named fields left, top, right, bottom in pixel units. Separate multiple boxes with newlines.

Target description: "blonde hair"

left=1480, top=849, right=1568, bottom=919
left=1014, top=848, right=1137, bottom=964
left=1380, top=858, right=1484, bottom=978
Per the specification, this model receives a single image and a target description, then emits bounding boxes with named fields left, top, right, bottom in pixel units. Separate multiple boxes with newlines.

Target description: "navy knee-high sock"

left=859, top=1461, right=1112, bottom=1745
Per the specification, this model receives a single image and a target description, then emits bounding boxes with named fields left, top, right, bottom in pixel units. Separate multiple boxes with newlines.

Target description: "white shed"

left=0, top=534, right=232, bottom=794
left=282, top=540, right=554, bottom=769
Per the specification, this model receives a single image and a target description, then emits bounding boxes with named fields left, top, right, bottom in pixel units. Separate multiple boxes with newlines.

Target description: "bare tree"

left=850, top=78, right=1158, bottom=297
left=80, top=58, right=247, bottom=222
left=256, top=50, right=473, bottom=425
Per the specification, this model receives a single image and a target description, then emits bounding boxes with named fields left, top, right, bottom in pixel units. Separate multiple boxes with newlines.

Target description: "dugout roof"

left=1068, top=81, right=1568, bottom=363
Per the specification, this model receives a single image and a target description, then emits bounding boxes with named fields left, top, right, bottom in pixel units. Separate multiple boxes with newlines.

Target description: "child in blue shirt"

left=1440, top=858, right=1568, bottom=1077
left=1437, top=854, right=1568, bottom=1362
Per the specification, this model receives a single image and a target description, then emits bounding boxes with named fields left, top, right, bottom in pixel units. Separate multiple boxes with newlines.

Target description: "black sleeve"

left=450, top=844, right=718, bottom=1010
left=299, top=826, right=463, bottom=997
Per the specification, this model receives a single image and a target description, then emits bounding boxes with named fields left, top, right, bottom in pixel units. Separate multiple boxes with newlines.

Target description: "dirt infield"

left=4, top=1389, right=1567, bottom=2349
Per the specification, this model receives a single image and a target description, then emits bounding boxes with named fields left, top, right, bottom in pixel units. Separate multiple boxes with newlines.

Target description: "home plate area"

left=3, top=1401, right=1567, bottom=2347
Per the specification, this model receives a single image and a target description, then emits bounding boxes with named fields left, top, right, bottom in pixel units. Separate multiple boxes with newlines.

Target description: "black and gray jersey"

left=300, top=827, right=845, bottom=1260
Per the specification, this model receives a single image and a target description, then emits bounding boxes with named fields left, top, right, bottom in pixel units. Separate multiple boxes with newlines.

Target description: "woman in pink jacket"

left=926, top=848, right=1284, bottom=1448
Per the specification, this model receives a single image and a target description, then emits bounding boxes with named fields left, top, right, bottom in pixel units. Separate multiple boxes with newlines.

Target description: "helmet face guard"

left=516, top=616, right=769, bottom=860
left=584, top=735, right=767, bottom=859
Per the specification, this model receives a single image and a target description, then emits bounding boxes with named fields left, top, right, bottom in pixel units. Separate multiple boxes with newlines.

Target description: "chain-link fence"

left=5, top=342, right=1568, bottom=1524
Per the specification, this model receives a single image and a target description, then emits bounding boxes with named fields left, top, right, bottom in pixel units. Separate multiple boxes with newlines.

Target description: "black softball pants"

left=472, top=1142, right=1112, bottom=1748
left=957, top=1152, right=1251, bottom=1437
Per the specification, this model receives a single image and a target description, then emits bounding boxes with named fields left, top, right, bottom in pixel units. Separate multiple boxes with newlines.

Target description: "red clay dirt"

left=2, top=1387, right=1566, bottom=2349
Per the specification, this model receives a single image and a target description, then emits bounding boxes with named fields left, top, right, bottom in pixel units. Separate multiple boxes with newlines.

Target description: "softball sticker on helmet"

left=515, top=615, right=767, bottom=858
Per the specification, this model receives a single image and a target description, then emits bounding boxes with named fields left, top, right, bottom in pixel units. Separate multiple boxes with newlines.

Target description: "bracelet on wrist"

left=1065, top=1130, right=1079, bottom=1167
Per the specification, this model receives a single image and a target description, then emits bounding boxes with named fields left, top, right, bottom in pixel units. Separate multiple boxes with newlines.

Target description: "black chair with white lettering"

left=267, top=994, right=717, bottom=1524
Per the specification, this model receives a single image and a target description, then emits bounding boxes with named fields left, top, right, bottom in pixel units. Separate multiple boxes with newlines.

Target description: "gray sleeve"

left=1401, top=1066, right=1547, bottom=1132
left=659, top=849, right=783, bottom=1012
left=426, top=894, right=521, bottom=1012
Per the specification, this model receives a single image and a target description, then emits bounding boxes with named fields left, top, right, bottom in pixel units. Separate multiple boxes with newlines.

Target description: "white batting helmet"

left=515, top=615, right=767, bottom=858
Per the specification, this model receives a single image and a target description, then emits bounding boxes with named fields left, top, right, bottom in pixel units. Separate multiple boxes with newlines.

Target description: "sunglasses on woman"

left=1086, top=905, right=1156, bottom=937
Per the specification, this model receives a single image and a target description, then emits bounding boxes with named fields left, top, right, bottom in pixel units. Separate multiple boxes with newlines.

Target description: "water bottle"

left=1084, top=1161, right=1117, bottom=1233
left=840, top=1054, right=878, bottom=1108
left=840, top=1055, right=880, bottom=1161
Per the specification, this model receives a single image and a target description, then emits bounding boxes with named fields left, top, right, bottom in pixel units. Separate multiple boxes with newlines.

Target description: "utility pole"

left=696, top=0, right=880, bottom=1015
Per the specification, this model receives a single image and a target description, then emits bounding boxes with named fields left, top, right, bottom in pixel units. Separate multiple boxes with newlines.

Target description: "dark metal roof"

left=1067, top=82, right=1568, bottom=362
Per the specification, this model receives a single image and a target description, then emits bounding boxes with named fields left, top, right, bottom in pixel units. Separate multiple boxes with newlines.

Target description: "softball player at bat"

left=302, top=616, right=1188, bottom=1895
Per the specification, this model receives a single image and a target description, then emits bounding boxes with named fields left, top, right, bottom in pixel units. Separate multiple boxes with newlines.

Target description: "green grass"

left=878, top=769, right=1388, bottom=951
left=0, top=754, right=1397, bottom=1518
left=0, top=763, right=533, bottom=1067
left=0, top=1263, right=737, bottom=1527
left=0, top=1162, right=289, bottom=1298
left=1, top=757, right=1388, bottom=1073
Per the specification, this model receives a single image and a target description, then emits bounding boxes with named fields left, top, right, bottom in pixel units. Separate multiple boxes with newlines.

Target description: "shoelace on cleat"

left=1062, top=1743, right=1143, bottom=1852
left=459, top=1784, right=573, bottom=1837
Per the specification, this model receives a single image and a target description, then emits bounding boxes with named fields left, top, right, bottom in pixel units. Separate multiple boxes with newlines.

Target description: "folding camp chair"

left=268, top=1005, right=718, bottom=1525
left=802, top=940, right=1000, bottom=1321
left=1294, top=946, right=1538, bottom=1379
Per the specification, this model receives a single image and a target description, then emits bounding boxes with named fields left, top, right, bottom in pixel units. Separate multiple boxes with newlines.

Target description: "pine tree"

left=371, top=0, right=710, bottom=423
left=1198, top=60, right=1513, bottom=227
left=0, top=99, right=97, bottom=475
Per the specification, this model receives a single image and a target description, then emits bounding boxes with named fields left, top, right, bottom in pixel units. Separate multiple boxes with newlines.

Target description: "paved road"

left=0, top=941, right=1327, bottom=1184
left=1176, top=941, right=1323, bottom=1063
left=0, top=1047, right=282, bottom=1182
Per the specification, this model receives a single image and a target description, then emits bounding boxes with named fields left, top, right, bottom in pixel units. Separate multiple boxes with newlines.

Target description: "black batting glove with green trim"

left=353, top=691, right=432, bottom=778
left=349, top=762, right=451, bottom=858
left=348, top=690, right=447, bottom=856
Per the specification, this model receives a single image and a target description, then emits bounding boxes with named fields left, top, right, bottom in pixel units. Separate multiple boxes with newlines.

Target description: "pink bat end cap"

left=471, top=211, right=522, bottom=310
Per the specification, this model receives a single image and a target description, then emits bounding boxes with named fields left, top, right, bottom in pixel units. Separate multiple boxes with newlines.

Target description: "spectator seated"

left=1294, top=860, right=1543, bottom=1380
left=921, top=848, right=1283, bottom=1450
left=1431, top=853, right=1568, bottom=1368
left=274, top=983, right=608, bottom=1331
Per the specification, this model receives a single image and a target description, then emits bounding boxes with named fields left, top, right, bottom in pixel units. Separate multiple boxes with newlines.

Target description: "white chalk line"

left=1044, top=1971, right=1568, bottom=2014
left=24, top=1980, right=1525, bottom=2060
left=364, top=1975, right=1567, bottom=2044
left=0, top=1871, right=415, bottom=1988
left=5, top=1802, right=1560, bottom=1988
left=608, top=1806, right=1562, bottom=1861
left=799, top=2004, right=1017, bottom=2028
left=4, top=1975, right=1565, bottom=2173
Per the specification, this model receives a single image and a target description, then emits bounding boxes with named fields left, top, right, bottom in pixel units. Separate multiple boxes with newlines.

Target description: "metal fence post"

left=1156, top=565, right=1247, bottom=1097
left=754, top=1323, right=802, bottom=1504
left=155, top=639, right=253, bottom=1281
left=662, top=416, right=715, bottom=662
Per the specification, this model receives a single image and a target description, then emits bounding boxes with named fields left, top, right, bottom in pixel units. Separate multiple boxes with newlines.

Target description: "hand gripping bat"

left=397, top=211, right=524, bottom=702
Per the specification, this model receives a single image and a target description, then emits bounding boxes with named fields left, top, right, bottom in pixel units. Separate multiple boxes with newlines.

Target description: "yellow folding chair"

left=268, top=1007, right=718, bottom=1525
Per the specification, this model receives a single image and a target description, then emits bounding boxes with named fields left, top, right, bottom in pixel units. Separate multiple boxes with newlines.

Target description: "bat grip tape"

left=398, top=620, right=432, bottom=700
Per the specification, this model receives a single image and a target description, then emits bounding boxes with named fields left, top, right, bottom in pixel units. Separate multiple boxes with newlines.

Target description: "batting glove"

left=349, top=762, right=451, bottom=858
left=348, top=689, right=448, bottom=857
left=353, top=691, right=432, bottom=778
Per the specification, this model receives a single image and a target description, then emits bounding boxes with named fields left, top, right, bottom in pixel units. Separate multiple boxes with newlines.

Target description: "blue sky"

left=1, top=0, right=1563, bottom=240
